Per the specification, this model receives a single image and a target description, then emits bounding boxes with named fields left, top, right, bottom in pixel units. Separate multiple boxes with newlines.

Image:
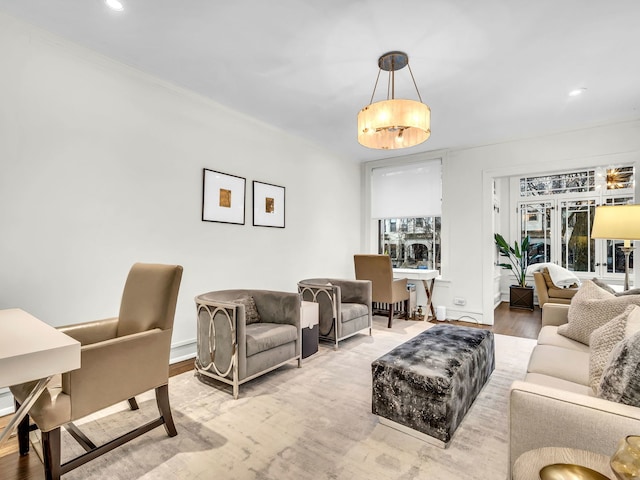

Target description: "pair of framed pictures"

left=201, top=169, right=285, bottom=228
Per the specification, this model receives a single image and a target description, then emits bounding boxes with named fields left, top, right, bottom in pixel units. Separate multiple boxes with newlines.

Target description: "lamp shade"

left=591, top=205, right=640, bottom=240
left=358, top=99, right=431, bottom=149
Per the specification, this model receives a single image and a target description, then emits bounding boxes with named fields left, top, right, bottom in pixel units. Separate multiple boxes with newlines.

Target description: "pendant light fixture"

left=357, top=51, right=431, bottom=150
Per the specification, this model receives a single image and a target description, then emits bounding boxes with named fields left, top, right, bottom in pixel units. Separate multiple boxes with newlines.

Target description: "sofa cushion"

left=234, top=296, right=261, bottom=324
left=557, top=280, right=640, bottom=345
left=598, top=329, right=640, bottom=407
left=341, top=303, right=368, bottom=323
left=527, top=344, right=590, bottom=386
left=588, top=306, right=631, bottom=392
left=537, top=326, right=589, bottom=353
left=524, top=372, right=594, bottom=396
left=245, top=322, right=297, bottom=357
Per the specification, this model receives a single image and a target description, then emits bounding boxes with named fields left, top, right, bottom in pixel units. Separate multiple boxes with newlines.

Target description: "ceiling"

left=1, top=0, right=640, bottom=163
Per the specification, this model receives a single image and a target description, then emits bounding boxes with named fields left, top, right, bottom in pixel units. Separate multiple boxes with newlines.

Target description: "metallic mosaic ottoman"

left=371, top=324, right=495, bottom=447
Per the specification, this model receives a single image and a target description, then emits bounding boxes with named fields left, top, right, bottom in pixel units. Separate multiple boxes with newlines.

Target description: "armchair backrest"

left=533, top=271, right=550, bottom=307
left=354, top=254, right=394, bottom=300
left=117, top=263, right=183, bottom=337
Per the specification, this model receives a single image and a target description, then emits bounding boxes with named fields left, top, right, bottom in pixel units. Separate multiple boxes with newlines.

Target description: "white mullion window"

left=559, top=197, right=597, bottom=274
left=519, top=201, right=554, bottom=266
left=515, top=165, right=634, bottom=281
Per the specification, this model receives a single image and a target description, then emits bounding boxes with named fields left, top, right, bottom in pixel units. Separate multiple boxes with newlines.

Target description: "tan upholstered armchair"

left=533, top=268, right=578, bottom=307
left=354, top=254, right=409, bottom=328
left=10, top=263, right=183, bottom=480
left=195, top=289, right=301, bottom=399
left=297, top=278, right=372, bottom=349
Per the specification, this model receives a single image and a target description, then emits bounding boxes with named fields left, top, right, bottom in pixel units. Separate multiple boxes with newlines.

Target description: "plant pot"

left=509, top=285, right=534, bottom=311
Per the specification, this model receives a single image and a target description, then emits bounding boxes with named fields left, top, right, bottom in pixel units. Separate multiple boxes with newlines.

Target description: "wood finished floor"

left=0, top=302, right=541, bottom=480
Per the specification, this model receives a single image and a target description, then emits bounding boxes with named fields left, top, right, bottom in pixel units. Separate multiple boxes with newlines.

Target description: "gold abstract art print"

left=219, top=188, right=231, bottom=208
left=265, top=197, right=275, bottom=213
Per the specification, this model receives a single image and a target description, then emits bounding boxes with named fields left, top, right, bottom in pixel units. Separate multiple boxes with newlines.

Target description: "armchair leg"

left=42, top=427, right=61, bottom=480
left=15, top=401, right=30, bottom=456
left=155, top=385, right=177, bottom=437
left=388, top=305, right=394, bottom=328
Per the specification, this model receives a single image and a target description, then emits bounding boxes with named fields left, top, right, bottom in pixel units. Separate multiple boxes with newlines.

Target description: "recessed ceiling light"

left=105, top=0, right=124, bottom=11
left=569, top=88, right=587, bottom=97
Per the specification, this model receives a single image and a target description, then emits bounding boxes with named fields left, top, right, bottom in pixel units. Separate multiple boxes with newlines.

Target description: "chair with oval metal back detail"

left=297, top=278, right=372, bottom=349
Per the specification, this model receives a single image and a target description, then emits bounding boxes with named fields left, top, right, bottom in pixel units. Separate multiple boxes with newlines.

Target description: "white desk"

left=0, top=309, right=81, bottom=446
left=393, top=268, right=439, bottom=320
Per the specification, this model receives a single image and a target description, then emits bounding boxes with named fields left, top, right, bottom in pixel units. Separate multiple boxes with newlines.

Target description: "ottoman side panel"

left=371, top=361, right=450, bottom=442
left=445, top=330, right=495, bottom=438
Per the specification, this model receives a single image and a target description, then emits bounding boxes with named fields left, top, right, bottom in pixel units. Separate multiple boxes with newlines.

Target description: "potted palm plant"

left=494, top=233, right=534, bottom=310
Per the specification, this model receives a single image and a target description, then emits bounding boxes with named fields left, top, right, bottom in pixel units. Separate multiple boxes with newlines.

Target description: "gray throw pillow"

left=558, top=280, right=640, bottom=345
left=234, top=296, right=261, bottom=324
left=592, top=277, right=617, bottom=294
left=589, top=306, right=632, bottom=393
left=616, top=288, right=640, bottom=297
left=598, top=329, right=640, bottom=407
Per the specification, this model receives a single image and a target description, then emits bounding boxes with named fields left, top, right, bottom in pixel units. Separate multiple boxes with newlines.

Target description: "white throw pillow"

left=558, top=280, right=640, bottom=345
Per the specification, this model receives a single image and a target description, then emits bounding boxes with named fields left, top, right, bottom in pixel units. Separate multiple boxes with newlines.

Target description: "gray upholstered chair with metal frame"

left=10, top=262, right=183, bottom=480
left=297, top=278, right=372, bottom=349
left=195, top=289, right=301, bottom=399
left=354, top=254, right=410, bottom=328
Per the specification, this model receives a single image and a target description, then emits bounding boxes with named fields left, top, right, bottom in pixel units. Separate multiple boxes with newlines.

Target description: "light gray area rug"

left=42, top=319, right=536, bottom=479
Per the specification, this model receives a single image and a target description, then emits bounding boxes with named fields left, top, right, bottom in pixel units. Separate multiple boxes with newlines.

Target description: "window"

left=379, top=217, right=441, bottom=270
left=370, top=159, right=442, bottom=271
left=517, top=166, right=635, bottom=279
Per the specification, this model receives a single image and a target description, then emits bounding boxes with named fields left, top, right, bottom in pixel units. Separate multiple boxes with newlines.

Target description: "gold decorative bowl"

left=540, top=463, right=610, bottom=480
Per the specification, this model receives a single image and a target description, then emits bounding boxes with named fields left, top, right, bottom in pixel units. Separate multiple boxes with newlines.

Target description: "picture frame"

left=253, top=181, right=285, bottom=228
left=202, top=169, right=246, bottom=225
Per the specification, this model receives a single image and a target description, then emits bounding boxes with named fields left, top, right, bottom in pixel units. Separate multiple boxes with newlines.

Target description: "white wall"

left=0, top=12, right=361, bottom=367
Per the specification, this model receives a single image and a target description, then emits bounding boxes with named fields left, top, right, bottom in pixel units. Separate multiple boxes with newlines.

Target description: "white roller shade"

left=371, top=159, right=442, bottom=219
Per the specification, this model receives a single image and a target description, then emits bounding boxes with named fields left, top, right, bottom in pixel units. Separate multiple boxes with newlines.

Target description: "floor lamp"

left=591, top=204, right=640, bottom=291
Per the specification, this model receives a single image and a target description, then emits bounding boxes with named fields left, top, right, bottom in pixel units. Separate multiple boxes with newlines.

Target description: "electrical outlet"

left=453, top=297, right=466, bottom=306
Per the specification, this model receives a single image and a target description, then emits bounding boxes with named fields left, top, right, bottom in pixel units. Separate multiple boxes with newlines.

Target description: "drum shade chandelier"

left=357, top=51, right=431, bottom=150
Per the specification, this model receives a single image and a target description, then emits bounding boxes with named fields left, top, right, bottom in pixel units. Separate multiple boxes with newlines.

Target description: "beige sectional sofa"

left=509, top=302, right=640, bottom=474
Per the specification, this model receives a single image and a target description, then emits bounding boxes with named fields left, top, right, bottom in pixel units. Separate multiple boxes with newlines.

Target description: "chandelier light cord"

left=407, top=64, right=423, bottom=104
left=369, top=68, right=382, bottom=106
left=367, top=57, right=424, bottom=105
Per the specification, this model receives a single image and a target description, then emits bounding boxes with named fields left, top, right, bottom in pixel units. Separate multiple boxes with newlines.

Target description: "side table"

left=513, top=447, right=614, bottom=479
left=300, top=301, right=319, bottom=359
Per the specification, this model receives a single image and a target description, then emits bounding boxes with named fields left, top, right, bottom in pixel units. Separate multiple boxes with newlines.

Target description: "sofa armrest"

left=58, top=317, right=119, bottom=345
left=509, top=380, right=640, bottom=473
left=541, top=303, right=570, bottom=327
